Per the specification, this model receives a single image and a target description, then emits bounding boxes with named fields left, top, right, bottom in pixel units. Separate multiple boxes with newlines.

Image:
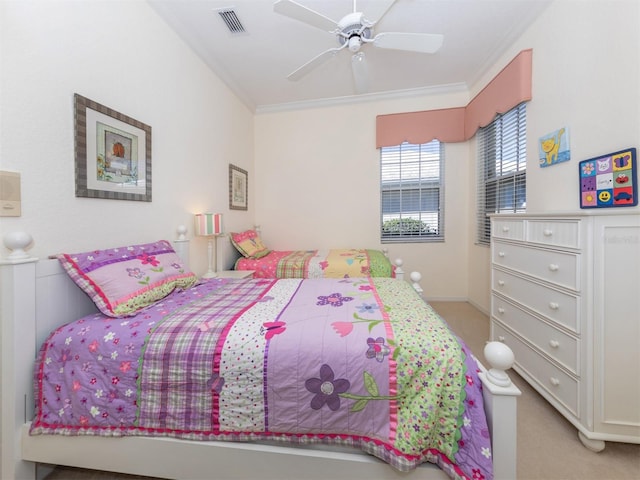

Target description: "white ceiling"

left=148, top=0, right=551, bottom=113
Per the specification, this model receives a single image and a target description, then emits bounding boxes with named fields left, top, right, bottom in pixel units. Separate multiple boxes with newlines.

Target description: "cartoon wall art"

left=539, top=127, right=570, bottom=167
left=579, top=148, right=637, bottom=208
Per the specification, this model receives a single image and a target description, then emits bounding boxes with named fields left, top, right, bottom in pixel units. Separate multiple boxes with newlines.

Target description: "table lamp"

left=194, top=213, right=223, bottom=278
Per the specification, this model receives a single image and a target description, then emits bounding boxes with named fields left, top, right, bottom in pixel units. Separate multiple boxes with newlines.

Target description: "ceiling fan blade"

left=351, top=52, right=369, bottom=94
left=274, top=0, right=338, bottom=32
left=373, top=32, right=443, bottom=54
left=287, top=47, right=342, bottom=81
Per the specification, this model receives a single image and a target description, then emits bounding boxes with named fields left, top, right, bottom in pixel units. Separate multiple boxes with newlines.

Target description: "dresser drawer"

left=492, top=323, right=579, bottom=417
left=492, top=269, right=579, bottom=332
left=526, top=220, right=581, bottom=249
left=491, top=218, right=525, bottom=241
left=492, top=296, right=579, bottom=374
left=492, top=242, right=580, bottom=290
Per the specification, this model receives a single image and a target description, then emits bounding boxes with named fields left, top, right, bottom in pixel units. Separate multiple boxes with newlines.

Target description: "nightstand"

left=215, top=270, right=255, bottom=279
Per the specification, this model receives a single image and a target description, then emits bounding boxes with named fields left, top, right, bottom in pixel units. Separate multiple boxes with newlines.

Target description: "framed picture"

left=579, top=147, right=637, bottom=208
left=74, top=93, right=152, bottom=201
left=229, top=164, right=248, bottom=211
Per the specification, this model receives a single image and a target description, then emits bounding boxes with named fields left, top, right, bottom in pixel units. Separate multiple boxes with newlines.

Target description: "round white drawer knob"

left=498, top=280, right=505, bottom=287
left=543, top=229, right=553, bottom=236
left=498, top=307, right=505, bottom=314
left=498, top=251, right=505, bottom=258
left=549, top=302, right=559, bottom=310
left=548, top=264, right=559, bottom=271
left=502, top=226, right=510, bottom=232
left=549, top=340, right=560, bottom=348
left=550, top=377, right=560, bottom=386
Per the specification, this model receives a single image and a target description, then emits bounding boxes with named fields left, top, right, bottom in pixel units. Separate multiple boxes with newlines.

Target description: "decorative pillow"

left=230, top=230, right=271, bottom=259
left=58, top=240, right=198, bottom=318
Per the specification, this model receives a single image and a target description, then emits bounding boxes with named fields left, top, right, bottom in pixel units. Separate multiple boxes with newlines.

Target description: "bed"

left=229, top=228, right=404, bottom=279
left=0, top=232, right=520, bottom=480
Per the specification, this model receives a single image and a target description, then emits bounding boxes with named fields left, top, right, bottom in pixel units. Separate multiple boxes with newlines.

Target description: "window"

left=476, top=103, right=527, bottom=245
left=380, top=140, right=444, bottom=243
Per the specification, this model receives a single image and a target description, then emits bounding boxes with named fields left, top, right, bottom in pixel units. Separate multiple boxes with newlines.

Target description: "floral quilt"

left=235, top=248, right=395, bottom=278
left=31, top=277, right=492, bottom=480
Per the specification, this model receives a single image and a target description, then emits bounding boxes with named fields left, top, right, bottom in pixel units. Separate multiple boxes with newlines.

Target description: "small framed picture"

left=579, top=148, right=636, bottom=208
left=229, top=164, right=248, bottom=211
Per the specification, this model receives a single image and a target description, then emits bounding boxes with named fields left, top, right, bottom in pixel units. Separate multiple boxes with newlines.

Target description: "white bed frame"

left=1, top=234, right=520, bottom=480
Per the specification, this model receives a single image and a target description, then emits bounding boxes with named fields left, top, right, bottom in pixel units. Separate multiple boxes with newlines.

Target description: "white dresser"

left=489, top=212, right=640, bottom=451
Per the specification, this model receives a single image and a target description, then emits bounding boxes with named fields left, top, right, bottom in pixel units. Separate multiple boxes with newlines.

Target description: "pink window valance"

left=376, top=49, right=532, bottom=148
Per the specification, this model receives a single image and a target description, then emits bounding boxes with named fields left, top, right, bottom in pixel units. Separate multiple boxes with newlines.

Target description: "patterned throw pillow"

left=58, top=240, right=198, bottom=317
left=230, top=230, right=271, bottom=258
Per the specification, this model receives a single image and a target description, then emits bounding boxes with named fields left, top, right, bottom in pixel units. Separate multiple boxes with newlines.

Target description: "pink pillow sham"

left=58, top=239, right=198, bottom=318
left=230, top=229, right=271, bottom=258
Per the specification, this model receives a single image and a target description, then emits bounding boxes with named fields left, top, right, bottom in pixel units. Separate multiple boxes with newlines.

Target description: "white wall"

left=256, top=0, right=640, bottom=310
left=467, top=0, right=640, bottom=312
left=2, top=0, right=638, bottom=305
left=254, top=90, right=473, bottom=300
left=0, top=0, right=255, bottom=277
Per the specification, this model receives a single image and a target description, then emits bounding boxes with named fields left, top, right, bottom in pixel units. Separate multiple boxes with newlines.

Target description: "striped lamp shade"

left=194, top=213, right=223, bottom=236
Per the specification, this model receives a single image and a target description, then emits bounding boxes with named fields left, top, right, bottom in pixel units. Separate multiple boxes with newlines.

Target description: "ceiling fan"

left=273, top=0, right=443, bottom=94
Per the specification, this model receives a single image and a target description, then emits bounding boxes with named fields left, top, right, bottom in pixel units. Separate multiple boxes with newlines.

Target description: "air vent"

left=217, top=8, right=246, bottom=34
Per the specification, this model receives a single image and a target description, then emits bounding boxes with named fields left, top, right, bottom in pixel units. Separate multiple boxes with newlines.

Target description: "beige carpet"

left=44, top=302, right=640, bottom=480
left=431, top=301, right=640, bottom=480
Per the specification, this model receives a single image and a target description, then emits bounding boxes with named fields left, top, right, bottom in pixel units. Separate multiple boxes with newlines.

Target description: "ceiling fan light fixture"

left=351, top=52, right=369, bottom=94
left=348, top=36, right=362, bottom=52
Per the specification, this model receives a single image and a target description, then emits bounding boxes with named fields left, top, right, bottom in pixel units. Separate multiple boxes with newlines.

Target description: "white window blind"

left=476, top=103, right=527, bottom=245
left=380, top=140, right=444, bottom=243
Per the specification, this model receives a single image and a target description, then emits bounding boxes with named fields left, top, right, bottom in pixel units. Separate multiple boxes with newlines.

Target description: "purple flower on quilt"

left=126, top=267, right=144, bottom=279
left=305, top=364, right=350, bottom=411
left=356, top=303, right=379, bottom=315
left=365, top=337, right=390, bottom=362
left=316, top=293, right=354, bottom=307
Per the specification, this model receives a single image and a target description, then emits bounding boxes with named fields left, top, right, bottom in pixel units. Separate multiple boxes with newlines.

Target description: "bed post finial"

left=173, top=226, right=190, bottom=268
left=484, top=341, right=515, bottom=387
left=393, top=258, right=404, bottom=280
left=176, top=225, right=188, bottom=241
left=409, top=271, right=423, bottom=296
left=2, top=231, right=34, bottom=262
